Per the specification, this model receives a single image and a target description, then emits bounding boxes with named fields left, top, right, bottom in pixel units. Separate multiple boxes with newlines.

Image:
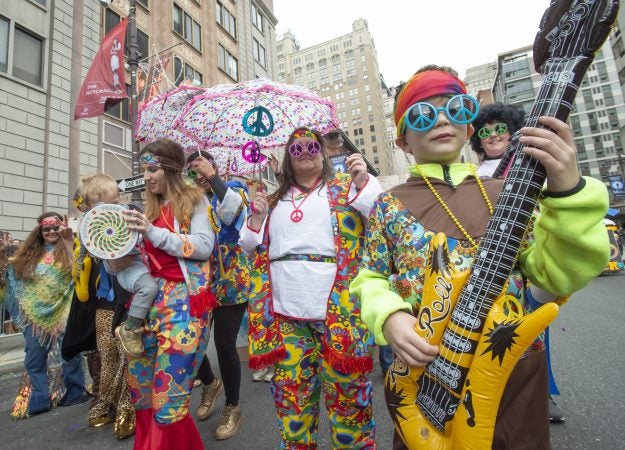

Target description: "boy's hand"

left=383, top=311, right=438, bottom=367
left=520, top=116, right=580, bottom=193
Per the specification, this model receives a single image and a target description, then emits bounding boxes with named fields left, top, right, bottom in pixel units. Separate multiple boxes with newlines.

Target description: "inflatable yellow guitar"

left=387, top=1, right=618, bottom=448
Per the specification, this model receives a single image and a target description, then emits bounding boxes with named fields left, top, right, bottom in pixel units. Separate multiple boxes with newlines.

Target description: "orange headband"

left=394, top=70, right=468, bottom=137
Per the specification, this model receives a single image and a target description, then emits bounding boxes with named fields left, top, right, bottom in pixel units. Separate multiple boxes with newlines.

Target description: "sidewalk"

left=0, top=333, right=25, bottom=375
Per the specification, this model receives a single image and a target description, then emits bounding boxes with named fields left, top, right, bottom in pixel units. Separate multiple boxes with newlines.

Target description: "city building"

left=1, top=0, right=101, bottom=237
left=0, top=0, right=278, bottom=239
left=492, top=42, right=625, bottom=193
left=276, top=19, right=393, bottom=176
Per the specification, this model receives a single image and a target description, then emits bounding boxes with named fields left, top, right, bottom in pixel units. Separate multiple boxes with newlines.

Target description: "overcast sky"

left=272, top=0, right=550, bottom=87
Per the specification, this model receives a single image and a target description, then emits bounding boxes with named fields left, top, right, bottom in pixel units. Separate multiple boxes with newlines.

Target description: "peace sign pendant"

left=290, top=209, right=304, bottom=223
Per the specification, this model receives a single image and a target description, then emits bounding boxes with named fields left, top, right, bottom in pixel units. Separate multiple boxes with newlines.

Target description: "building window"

left=105, top=84, right=131, bottom=122
left=173, top=3, right=202, bottom=51
left=0, top=17, right=8, bottom=73
left=253, top=38, right=266, bottom=67
left=218, top=44, right=238, bottom=81
left=217, top=1, right=237, bottom=40
left=136, top=0, right=149, bottom=8
left=13, top=26, right=44, bottom=86
left=251, top=3, right=264, bottom=33
left=31, top=0, right=46, bottom=5
left=174, top=56, right=203, bottom=86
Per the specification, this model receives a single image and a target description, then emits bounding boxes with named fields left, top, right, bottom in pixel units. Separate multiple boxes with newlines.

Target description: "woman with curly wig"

left=469, top=102, right=526, bottom=178
left=113, top=138, right=216, bottom=449
left=1, top=212, right=87, bottom=416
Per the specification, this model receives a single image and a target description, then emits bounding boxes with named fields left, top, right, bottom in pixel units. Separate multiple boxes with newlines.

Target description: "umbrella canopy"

left=135, top=78, right=338, bottom=176
left=135, top=84, right=204, bottom=151
left=174, top=78, right=337, bottom=171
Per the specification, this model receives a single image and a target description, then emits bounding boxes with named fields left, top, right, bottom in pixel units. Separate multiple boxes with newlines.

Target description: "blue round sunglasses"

left=404, top=94, right=480, bottom=132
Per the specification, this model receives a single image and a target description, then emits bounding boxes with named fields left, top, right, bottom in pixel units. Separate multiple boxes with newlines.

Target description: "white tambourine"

left=80, top=203, right=139, bottom=260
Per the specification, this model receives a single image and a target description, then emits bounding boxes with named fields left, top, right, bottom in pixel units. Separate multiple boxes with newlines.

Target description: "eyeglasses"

left=477, top=122, right=509, bottom=139
left=404, top=94, right=480, bottom=132
left=41, top=226, right=60, bottom=233
left=288, top=140, right=321, bottom=158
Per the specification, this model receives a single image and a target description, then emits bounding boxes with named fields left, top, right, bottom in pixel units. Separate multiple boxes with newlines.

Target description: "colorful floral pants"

left=127, top=280, right=209, bottom=424
left=272, top=318, right=376, bottom=449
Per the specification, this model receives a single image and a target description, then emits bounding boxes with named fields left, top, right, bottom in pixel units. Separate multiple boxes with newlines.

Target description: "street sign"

left=117, top=174, right=145, bottom=192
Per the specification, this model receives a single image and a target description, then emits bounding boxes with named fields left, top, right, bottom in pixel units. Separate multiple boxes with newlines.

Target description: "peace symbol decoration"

left=242, top=106, right=274, bottom=137
left=242, top=140, right=266, bottom=164
left=80, top=204, right=139, bottom=260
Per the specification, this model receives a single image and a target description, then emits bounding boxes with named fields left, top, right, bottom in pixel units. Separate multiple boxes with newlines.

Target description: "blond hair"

left=77, top=173, right=119, bottom=208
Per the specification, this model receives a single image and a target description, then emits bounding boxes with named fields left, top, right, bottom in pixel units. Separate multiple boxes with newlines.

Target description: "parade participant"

left=185, top=150, right=250, bottom=439
left=240, top=127, right=382, bottom=448
left=350, top=66, right=610, bottom=449
left=469, top=102, right=526, bottom=178
left=71, top=174, right=136, bottom=438
left=471, top=102, right=566, bottom=423
left=1, top=213, right=88, bottom=416
left=117, top=138, right=216, bottom=449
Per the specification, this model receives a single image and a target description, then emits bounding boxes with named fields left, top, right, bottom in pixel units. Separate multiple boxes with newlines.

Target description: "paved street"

left=0, top=274, right=623, bottom=449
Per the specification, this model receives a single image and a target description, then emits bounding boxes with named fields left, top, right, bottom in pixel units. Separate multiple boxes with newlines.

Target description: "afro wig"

left=469, top=102, right=526, bottom=157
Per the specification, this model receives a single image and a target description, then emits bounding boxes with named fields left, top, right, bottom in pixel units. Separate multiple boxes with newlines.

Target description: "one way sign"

left=117, top=174, right=145, bottom=192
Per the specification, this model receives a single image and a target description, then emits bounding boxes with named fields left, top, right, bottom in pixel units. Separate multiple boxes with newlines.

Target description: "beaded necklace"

left=159, top=205, right=195, bottom=257
left=415, top=164, right=494, bottom=249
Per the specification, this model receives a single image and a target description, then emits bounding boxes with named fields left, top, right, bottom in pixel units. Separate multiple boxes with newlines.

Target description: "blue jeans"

left=23, top=325, right=85, bottom=414
left=378, top=345, right=394, bottom=374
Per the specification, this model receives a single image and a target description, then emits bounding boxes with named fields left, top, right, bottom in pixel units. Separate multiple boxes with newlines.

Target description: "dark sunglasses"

left=41, top=226, right=60, bottom=233
left=288, top=141, right=321, bottom=158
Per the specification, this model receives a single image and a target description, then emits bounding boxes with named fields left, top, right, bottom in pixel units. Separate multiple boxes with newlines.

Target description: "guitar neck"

left=451, top=55, right=590, bottom=332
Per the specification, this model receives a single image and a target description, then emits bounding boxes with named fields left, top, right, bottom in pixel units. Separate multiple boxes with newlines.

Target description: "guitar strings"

left=426, top=53, right=580, bottom=412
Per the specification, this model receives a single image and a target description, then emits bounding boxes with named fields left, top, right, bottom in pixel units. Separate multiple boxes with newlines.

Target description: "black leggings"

left=197, top=302, right=246, bottom=406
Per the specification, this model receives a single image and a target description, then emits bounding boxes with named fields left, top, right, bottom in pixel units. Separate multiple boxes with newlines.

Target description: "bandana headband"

left=141, top=152, right=183, bottom=172
left=39, top=217, right=61, bottom=227
left=394, top=70, right=468, bottom=137
left=293, top=129, right=319, bottom=142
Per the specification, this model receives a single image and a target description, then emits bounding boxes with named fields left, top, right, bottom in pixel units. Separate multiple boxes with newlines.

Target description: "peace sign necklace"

left=290, top=177, right=322, bottom=223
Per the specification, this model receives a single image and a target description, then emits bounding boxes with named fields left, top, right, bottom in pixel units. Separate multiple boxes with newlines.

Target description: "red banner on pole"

left=74, top=18, right=129, bottom=120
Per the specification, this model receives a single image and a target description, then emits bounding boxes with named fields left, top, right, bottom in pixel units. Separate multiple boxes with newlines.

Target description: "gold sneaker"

left=197, top=378, right=223, bottom=421
left=114, top=409, right=136, bottom=439
left=89, top=414, right=112, bottom=427
left=214, top=405, right=242, bottom=440
left=115, top=324, right=144, bottom=357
